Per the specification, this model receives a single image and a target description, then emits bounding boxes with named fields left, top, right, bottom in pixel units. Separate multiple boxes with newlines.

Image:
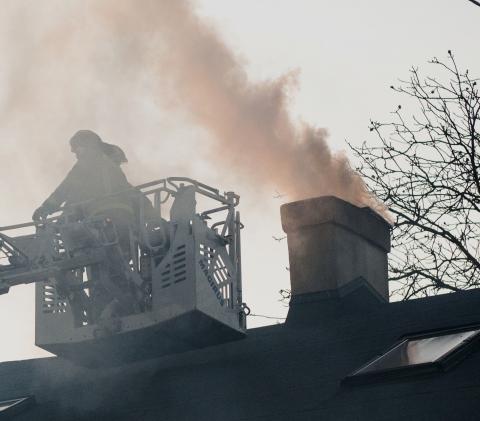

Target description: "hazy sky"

left=0, top=0, right=479, bottom=362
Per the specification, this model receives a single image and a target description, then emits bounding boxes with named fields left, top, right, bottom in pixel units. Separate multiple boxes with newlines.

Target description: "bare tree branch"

left=467, top=0, right=480, bottom=8
left=350, top=52, right=480, bottom=299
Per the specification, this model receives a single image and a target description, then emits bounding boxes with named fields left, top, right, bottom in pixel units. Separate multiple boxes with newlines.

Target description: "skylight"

left=345, top=328, right=480, bottom=384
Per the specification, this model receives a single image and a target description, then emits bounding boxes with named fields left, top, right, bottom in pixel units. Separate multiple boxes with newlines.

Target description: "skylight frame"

left=343, top=325, right=480, bottom=386
left=0, top=396, right=35, bottom=419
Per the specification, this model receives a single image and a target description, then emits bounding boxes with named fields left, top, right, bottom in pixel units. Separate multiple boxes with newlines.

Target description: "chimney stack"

left=281, top=196, right=391, bottom=302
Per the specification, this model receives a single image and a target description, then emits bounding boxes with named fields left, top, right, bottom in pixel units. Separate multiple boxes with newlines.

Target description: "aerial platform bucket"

left=0, top=178, right=246, bottom=366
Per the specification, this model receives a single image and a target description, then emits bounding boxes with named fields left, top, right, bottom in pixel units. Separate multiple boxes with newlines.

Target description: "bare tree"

left=350, top=52, right=480, bottom=299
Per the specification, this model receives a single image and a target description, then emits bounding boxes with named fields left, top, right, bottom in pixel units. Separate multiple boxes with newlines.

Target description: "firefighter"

left=32, top=130, right=136, bottom=247
left=32, top=130, right=141, bottom=319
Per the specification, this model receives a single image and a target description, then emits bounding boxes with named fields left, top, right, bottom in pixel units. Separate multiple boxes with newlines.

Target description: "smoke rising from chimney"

left=0, top=0, right=379, bottom=214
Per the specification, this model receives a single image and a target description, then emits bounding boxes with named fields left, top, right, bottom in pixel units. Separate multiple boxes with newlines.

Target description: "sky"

left=0, top=0, right=479, bottom=362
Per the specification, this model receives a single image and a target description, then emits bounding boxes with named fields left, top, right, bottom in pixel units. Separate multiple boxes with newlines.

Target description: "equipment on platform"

left=0, top=178, right=246, bottom=366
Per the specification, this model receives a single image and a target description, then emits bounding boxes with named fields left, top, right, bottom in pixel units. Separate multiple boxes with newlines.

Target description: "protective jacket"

left=40, top=151, right=134, bottom=219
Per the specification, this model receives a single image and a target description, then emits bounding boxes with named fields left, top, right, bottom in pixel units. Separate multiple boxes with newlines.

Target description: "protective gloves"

left=32, top=205, right=49, bottom=221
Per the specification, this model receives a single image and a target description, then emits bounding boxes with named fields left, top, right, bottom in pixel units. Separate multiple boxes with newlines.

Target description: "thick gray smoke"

left=0, top=0, right=378, bottom=219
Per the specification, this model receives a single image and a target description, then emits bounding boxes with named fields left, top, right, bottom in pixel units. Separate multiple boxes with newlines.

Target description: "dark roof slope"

left=2, top=282, right=480, bottom=421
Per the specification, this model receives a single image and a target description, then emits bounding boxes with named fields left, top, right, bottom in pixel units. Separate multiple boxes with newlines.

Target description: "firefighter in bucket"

left=32, top=130, right=134, bottom=240
left=32, top=130, right=142, bottom=322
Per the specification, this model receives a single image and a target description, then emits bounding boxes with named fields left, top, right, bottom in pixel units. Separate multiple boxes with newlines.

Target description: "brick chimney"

left=281, top=196, right=391, bottom=302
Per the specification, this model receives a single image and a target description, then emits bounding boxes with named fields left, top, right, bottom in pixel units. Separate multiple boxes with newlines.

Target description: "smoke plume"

left=0, top=0, right=377, bottom=216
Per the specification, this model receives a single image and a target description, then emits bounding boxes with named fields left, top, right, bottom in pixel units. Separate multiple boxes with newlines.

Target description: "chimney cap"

left=281, top=196, right=391, bottom=252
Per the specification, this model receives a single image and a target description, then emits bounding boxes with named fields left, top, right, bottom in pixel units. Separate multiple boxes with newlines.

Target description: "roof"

left=2, top=279, right=480, bottom=420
